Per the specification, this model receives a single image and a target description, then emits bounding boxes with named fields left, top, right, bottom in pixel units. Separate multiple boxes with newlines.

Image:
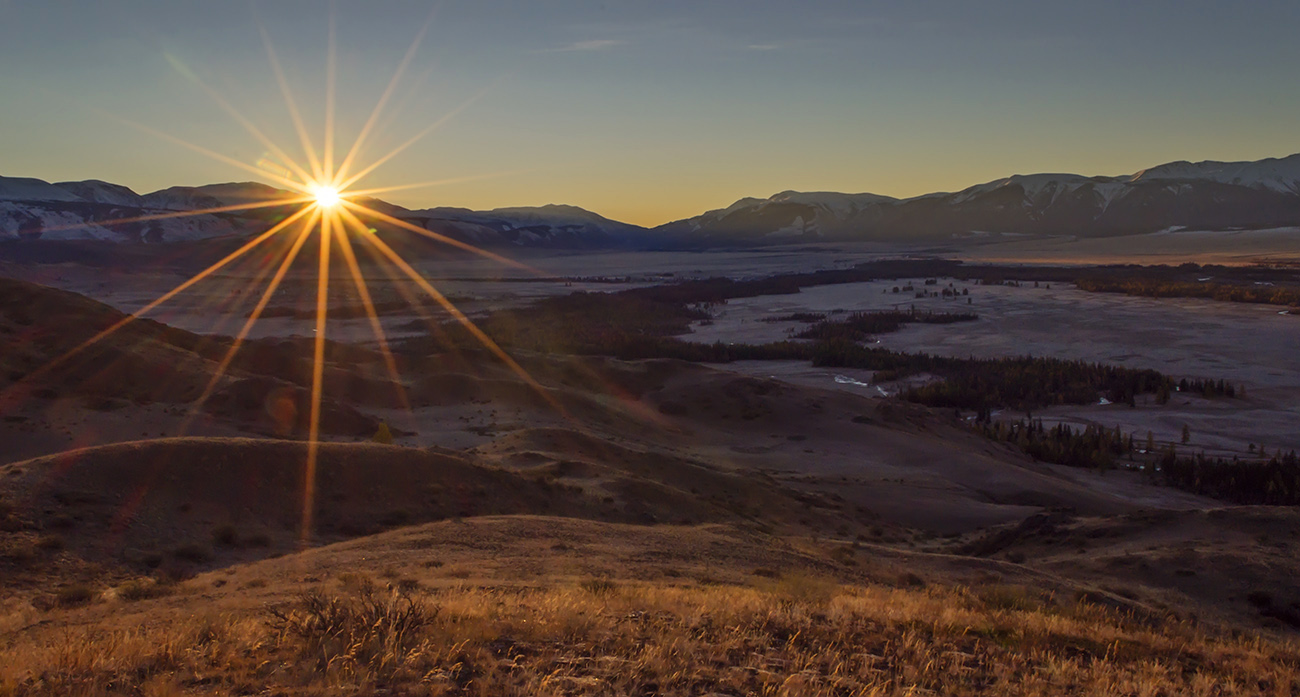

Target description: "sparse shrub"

left=243, top=579, right=267, bottom=589
left=266, top=589, right=436, bottom=673
left=1006, top=550, right=1026, bottom=564
left=395, top=577, right=421, bottom=593
left=212, top=525, right=239, bottom=547
left=979, top=584, right=1042, bottom=612
left=751, top=567, right=780, bottom=578
left=0, top=512, right=22, bottom=532
left=1247, top=590, right=1274, bottom=608
left=372, top=422, right=394, bottom=444
left=117, top=578, right=169, bottom=601
left=657, top=401, right=687, bottom=416
left=245, top=532, right=272, bottom=548
left=172, top=543, right=212, bottom=563
left=56, top=584, right=97, bottom=607
left=379, top=509, right=412, bottom=528
left=337, top=572, right=376, bottom=594
left=36, top=534, right=64, bottom=552
left=900, top=572, right=927, bottom=588
left=830, top=545, right=857, bottom=566
left=773, top=572, right=839, bottom=606
left=580, top=578, right=617, bottom=596
left=338, top=521, right=377, bottom=537
left=3, top=541, right=36, bottom=563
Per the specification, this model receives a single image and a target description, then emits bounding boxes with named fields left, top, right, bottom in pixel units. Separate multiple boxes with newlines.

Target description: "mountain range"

left=4, top=153, right=1300, bottom=249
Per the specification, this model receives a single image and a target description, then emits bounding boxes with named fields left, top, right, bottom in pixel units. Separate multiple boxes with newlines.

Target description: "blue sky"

left=2, top=1, right=1298, bottom=224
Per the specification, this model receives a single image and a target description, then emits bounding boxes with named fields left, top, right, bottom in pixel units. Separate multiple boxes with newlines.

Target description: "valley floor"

left=3, top=248, right=1300, bottom=694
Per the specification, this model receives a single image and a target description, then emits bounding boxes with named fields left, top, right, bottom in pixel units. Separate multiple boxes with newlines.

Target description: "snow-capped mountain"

left=5, top=152, right=1300, bottom=249
left=0, top=176, right=645, bottom=247
left=1129, top=155, right=1300, bottom=194
left=140, top=182, right=296, bottom=211
left=665, top=191, right=898, bottom=241
left=655, top=153, right=1300, bottom=245
left=397, top=203, right=645, bottom=248
left=0, top=176, right=251, bottom=243
left=0, top=177, right=85, bottom=203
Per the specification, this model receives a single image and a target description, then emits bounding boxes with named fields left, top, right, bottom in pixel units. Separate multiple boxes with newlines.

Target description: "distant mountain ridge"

left=0, top=178, right=641, bottom=247
left=4, top=153, right=1300, bottom=248
left=656, top=154, right=1300, bottom=245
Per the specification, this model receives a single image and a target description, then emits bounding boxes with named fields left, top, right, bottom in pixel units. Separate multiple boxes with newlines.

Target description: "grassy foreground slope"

left=2, top=516, right=1298, bottom=696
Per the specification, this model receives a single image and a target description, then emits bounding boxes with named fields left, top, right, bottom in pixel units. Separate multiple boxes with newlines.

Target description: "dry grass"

left=2, top=576, right=1297, bottom=696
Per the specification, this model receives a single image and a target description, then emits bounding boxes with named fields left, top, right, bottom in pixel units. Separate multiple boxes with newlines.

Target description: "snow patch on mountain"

left=52, top=180, right=144, bottom=207
left=0, top=200, right=244, bottom=242
left=1129, top=154, right=1300, bottom=194
left=398, top=203, right=646, bottom=246
left=948, top=174, right=1128, bottom=208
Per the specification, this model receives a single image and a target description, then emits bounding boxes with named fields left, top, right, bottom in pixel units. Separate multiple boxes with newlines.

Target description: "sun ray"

left=179, top=209, right=321, bottom=434
left=332, top=213, right=410, bottom=410
left=340, top=199, right=543, bottom=275
left=371, top=61, right=441, bottom=147
left=97, top=110, right=312, bottom=193
left=302, top=209, right=335, bottom=544
left=338, top=206, right=565, bottom=416
left=323, top=9, right=337, bottom=181
left=33, top=196, right=314, bottom=235
left=0, top=206, right=315, bottom=413
left=333, top=6, right=439, bottom=186
left=259, top=23, right=325, bottom=182
left=164, top=54, right=317, bottom=186
left=343, top=169, right=534, bottom=199
left=349, top=226, right=468, bottom=362
left=335, top=82, right=498, bottom=191
left=186, top=234, right=295, bottom=335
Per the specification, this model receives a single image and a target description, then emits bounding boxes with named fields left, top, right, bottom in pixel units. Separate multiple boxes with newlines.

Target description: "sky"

left=2, top=1, right=1299, bottom=226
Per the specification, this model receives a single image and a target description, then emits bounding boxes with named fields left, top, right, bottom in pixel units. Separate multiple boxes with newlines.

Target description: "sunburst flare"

left=1, top=16, right=559, bottom=547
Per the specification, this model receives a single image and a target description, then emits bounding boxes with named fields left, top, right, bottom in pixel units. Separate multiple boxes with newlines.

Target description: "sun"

left=312, top=184, right=342, bottom=209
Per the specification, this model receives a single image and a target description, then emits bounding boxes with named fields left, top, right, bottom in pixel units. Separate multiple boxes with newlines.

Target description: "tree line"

left=396, top=287, right=1243, bottom=413
left=794, top=309, right=978, bottom=342
left=1075, top=277, right=1300, bottom=308
left=983, top=418, right=1300, bottom=505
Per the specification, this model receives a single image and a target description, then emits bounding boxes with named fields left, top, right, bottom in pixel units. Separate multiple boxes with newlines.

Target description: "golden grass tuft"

left=2, top=577, right=1298, bottom=696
